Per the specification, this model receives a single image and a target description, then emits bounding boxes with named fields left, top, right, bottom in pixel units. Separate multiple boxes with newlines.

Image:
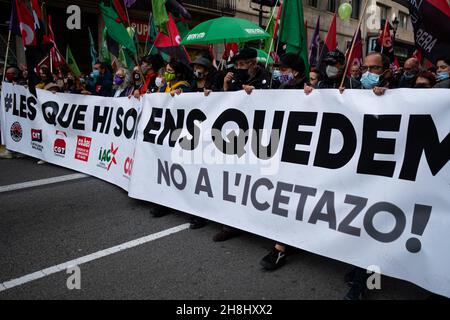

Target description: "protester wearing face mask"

left=136, top=54, right=165, bottom=96
left=4, top=66, right=21, bottom=84
left=223, top=47, right=270, bottom=94
left=259, top=53, right=308, bottom=271
left=86, top=62, right=113, bottom=97
left=414, top=71, right=436, bottom=88
left=319, top=50, right=361, bottom=89
left=113, top=68, right=133, bottom=97
left=304, top=50, right=360, bottom=95
left=433, top=57, right=450, bottom=88
left=189, top=56, right=223, bottom=95
left=398, top=58, right=420, bottom=88
left=359, top=52, right=395, bottom=96
left=158, top=60, right=192, bottom=96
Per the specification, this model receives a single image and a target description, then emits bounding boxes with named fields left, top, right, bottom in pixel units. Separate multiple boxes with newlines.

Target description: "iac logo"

left=97, top=143, right=119, bottom=171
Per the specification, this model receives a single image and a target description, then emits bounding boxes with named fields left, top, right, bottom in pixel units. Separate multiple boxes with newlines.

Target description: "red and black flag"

left=394, top=0, right=450, bottom=64
left=153, top=14, right=190, bottom=64
left=13, top=0, right=53, bottom=96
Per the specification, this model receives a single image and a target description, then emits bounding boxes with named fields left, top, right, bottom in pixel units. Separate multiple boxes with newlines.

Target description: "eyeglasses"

left=310, top=77, right=318, bottom=81
left=361, top=65, right=383, bottom=72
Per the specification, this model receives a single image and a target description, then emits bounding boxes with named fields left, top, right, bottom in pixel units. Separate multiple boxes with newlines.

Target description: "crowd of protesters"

left=1, top=46, right=449, bottom=300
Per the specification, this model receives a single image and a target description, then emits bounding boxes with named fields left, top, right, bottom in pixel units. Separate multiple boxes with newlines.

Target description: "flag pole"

left=339, top=0, right=370, bottom=88
left=2, top=29, right=12, bottom=82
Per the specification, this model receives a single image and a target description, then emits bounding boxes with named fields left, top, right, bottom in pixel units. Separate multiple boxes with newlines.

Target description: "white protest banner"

left=0, top=82, right=141, bottom=190
left=1, top=83, right=450, bottom=298
left=128, top=89, right=450, bottom=298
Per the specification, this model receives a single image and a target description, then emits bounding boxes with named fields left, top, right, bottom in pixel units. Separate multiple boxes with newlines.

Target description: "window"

left=377, top=3, right=389, bottom=22
left=307, top=0, right=318, bottom=7
left=327, top=0, right=337, bottom=13
left=398, top=11, right=408, bottom=29
left=351, top=0, right=361, bottom=19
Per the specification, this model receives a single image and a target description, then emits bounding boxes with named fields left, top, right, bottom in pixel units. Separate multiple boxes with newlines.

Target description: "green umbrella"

left=256, top=49, right=274, bottom=65
left=180, top=17, right=270, bottom=45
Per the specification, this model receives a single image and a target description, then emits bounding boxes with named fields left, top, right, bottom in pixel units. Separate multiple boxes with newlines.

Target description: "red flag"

left=379, top=18, right=393, bottom=49
left=346, top=28, right=363, bottom=76
left=412, top=48, right=423, bottom=62
left=391, top=56, right=400, bottom=72
left=113, top=0, right=129, bottom=25
left=324, top=13, right=337, bottom=52
left=222, top=43, right=238, bottom=60
left=47, top=15, right=65, bottom=69
left=15, top=0, right=36, bottom=46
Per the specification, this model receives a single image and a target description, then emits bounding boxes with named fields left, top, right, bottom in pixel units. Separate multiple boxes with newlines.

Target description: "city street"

left=0, top=157, right=431, bottom=300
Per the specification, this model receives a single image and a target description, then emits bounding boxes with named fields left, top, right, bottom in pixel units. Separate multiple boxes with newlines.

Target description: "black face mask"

left=67, top=79, right=74, bottom=87
left=133, top=72, right=141, bottom=82
left=234, top=68, right=250, bottom=83
left=414, top=83, right=430, bottom=88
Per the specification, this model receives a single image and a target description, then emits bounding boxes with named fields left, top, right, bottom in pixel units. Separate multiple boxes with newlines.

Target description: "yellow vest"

left=164, top=80, right=189, bottom=93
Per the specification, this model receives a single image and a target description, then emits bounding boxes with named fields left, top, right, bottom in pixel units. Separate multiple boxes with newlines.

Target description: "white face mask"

left=155, top=77, right=163, bottom=88
left=326, top=65, right=340, bottom=78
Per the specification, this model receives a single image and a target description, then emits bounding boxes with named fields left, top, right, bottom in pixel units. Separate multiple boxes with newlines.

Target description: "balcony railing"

left=182, top=0, right=236, bottom=16
left=131, top=0, right=236, bottom=16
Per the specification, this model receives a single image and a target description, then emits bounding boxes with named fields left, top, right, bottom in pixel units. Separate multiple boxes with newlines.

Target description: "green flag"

left=99, top=2, right=137, bottom=55
left=279, top=0, right=309, bottom=75
left=100, top=27, right=112, bottom=64
left=88, top=27, right=98, bottom=68
left=151, top=0, right=168, bottom=34
left=66, top=46, right=81, bottom=77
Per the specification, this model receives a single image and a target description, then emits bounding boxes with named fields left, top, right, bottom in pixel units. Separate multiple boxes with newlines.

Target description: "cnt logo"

left=10, top=122, right=22, bottom=142
left=97, top=143, right=119, bottom=171
left=54, top=130, right=67, bottom=157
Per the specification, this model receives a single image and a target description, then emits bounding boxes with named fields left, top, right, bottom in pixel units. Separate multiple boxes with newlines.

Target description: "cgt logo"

left=98, top=143, right=119, bottom=171
left=31, top=129, right=42, bottom=143
left=54, top=130, right=67, bottom=157
left=124, top=157, right=134, bottom=177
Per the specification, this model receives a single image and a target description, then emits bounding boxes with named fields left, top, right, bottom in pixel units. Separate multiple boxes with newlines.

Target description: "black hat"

left=232, top=47, right=257, bottom=62
left=323, top=50, right=345, bottom=65
left=279, top=53, right=305, bottom=74
left=191, top=56, right=213, bottom=70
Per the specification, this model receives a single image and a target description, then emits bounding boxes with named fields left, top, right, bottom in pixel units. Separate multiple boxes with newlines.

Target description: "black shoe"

left=260, top=248, right=286, bottom=271
left=189, top=216, right=207, bottom=229
left=212, top=227, right=240, bottom=242
left=344, top=283, right=365, bottom=300
left=150, top=205, right=170, bottom=218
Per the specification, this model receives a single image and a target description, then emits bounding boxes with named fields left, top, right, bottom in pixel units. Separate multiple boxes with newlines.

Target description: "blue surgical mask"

left=279, top=73, right=294, bottom=84
left=272, top=69, right=281, bottom=81
left=436, top=71, right=449, bottom=82
left=402, top=71, right=417, bottom=80
left=361, top=71, right=380, bottom=89
left=91, top=69, right=100, bottom=78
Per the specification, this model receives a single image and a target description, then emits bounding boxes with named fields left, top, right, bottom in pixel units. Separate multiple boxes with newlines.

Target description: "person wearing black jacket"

left=223, top=47, right=271, bottom=94
left=86, top=62, right=113, bottom=97
left=317, top=50, right=361, bottom=89
left=190, top=56, right=224, bottom=94
left=259, top=53, right=307, bottom=271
